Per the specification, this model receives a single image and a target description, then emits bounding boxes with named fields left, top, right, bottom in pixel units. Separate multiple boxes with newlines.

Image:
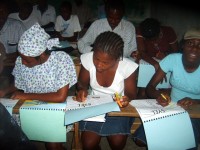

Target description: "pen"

left=115, top=92, right=122, bottom=107
left=160, top=93, right=168, bottom=101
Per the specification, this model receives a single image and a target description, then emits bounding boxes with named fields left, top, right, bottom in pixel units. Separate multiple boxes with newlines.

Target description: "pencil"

left=160, top=93, right=168, bottom=101
left=115, top=92, right=122, bottom=107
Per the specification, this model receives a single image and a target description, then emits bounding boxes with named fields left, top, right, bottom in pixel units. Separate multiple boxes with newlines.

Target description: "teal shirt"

left=160, top=53, right=200, bottom=102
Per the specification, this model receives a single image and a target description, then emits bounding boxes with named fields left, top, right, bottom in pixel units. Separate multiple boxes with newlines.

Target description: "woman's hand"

left=177, top=97, right=198, bottom=109
left=114, top=95, right=129, bottom=108
left=75, top=90, right=88, bottom=102
left=156, top=93, right=171, bottom=107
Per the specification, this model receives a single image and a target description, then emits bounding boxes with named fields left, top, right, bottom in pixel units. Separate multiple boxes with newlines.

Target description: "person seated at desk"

left=54, top=1, right=81, bottom=44
left=0, top=23, right=77, bottom=150
left=75, top=31, right=138, bottom=150
left=77, top=0, right=137, bottom=59
left=32, top=0, right=56, bottom=32
left=0, top=0, right=26, bottom=90
left=133, top=28, right=200, bottom=150
left=136, top=18, right=178, bottom=99
left=8, top=2, right=38, bottom=30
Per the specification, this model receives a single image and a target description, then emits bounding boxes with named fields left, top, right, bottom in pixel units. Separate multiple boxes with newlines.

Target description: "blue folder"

left=137, top=59, right=171, bottom=88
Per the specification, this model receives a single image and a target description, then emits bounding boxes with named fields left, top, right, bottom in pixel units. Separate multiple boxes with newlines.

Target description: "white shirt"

left=0, top=18, right=26, bottom=53
left=8, top=12, right=38, bottom=30
left=78, top=18, right=137, bottom=57
left=32, top=5, right=56, bottom=26
left=54, top=15, right=81, bottom=37
left=81, top=52, right=138, bottom=96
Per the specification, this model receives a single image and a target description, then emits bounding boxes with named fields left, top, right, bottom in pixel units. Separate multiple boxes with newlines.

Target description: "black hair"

left=105, top=0, right=125, bottom=14
left=19, top=2, right=33, bottom=11
left=93, top=31, right=124, bottom=60
left=140, top=18, right=161, bottom=39
left=60, top=1, right=72, bottom=11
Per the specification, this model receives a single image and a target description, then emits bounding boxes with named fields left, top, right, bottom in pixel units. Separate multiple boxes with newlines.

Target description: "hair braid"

left=93, top=31, right=124, bottom=60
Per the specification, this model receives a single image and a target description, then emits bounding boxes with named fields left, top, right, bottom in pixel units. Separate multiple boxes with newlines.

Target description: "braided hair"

left=93, top=31, right=124, bottom=60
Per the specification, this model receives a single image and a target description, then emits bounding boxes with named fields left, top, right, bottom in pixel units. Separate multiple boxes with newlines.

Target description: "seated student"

left=78, top=0, right=137, bottom=59
left=8, top=2, right=38, bottom=30
left=32, top=0, right=56, bottom=32
left=0, top=23, right=77, bottom=150
left=75, top=31, right=138, bottom=150
left=134, top=28, right=200, bottom=150
left=54, top=1, right=81, bottom=43
left=136, top=18, right=178, bottom=99
left=0, top=0, right=26, bottom=91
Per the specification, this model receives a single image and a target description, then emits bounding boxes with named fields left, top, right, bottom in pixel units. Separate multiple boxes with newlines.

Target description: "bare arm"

left=76, top=65, right=90, bottom=101
left=11, top=84, right=69, bottom=103
left=146, top=66, right=167, bottom=99
left=124, top=70, right=138, bottom=100
left=137, top=37, right=159, bottom=70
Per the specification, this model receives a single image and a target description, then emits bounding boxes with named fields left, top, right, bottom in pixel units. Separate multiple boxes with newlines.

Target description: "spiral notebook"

left=130, top=99, right=195, bottom=150
left=137, top=59, right=171, bottom=88
left=65, top=95, right=120, bottom=125
left=19, top=100, right=67, bottom=142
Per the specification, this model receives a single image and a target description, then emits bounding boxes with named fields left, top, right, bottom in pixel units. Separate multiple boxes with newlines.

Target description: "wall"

left=14, top=0, right=200, bottom=41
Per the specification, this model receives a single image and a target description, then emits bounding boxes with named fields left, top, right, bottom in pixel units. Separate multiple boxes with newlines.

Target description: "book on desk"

left=0, top=95, right=120, bottom=142
left=137, top=59, right=171, bottom=88
left=50, top=41, right=75, bottom=54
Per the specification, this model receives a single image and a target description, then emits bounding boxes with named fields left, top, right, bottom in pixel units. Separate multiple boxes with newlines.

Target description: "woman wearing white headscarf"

left=0, top=23, right=77, bottom=150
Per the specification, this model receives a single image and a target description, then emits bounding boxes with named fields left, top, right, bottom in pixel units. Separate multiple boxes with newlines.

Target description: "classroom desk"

left=108, top=102, right=200, bottom=119
left=73, top=102, right=200, bottom=150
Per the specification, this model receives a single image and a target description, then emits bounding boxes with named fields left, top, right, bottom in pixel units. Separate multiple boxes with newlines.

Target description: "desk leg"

left=72, top=122, right=82, bottom=150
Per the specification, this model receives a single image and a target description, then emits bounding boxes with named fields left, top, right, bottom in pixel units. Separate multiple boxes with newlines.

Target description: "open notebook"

left=130, top=99, right=195, bottom=150
left=65, top=95, right=120, bottom=125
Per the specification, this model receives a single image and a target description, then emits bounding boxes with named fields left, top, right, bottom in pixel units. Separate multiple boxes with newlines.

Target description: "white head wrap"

left=18, top=23, right=60, bottom=57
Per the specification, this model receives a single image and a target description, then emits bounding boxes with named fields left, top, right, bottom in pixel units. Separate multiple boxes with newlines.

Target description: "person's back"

left=77, top=0, right=137, bottom=58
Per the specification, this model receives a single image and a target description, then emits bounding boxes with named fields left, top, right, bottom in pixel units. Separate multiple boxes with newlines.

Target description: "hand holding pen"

left=114, top=92, right=129, bottom=108
left=74, top=90, right=88, bottom=102
left=156, top=93, right=171, bottom=107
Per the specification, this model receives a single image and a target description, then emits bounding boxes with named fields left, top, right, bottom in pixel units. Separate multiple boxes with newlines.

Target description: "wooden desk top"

left=108, top=103, right=200, bottom=119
